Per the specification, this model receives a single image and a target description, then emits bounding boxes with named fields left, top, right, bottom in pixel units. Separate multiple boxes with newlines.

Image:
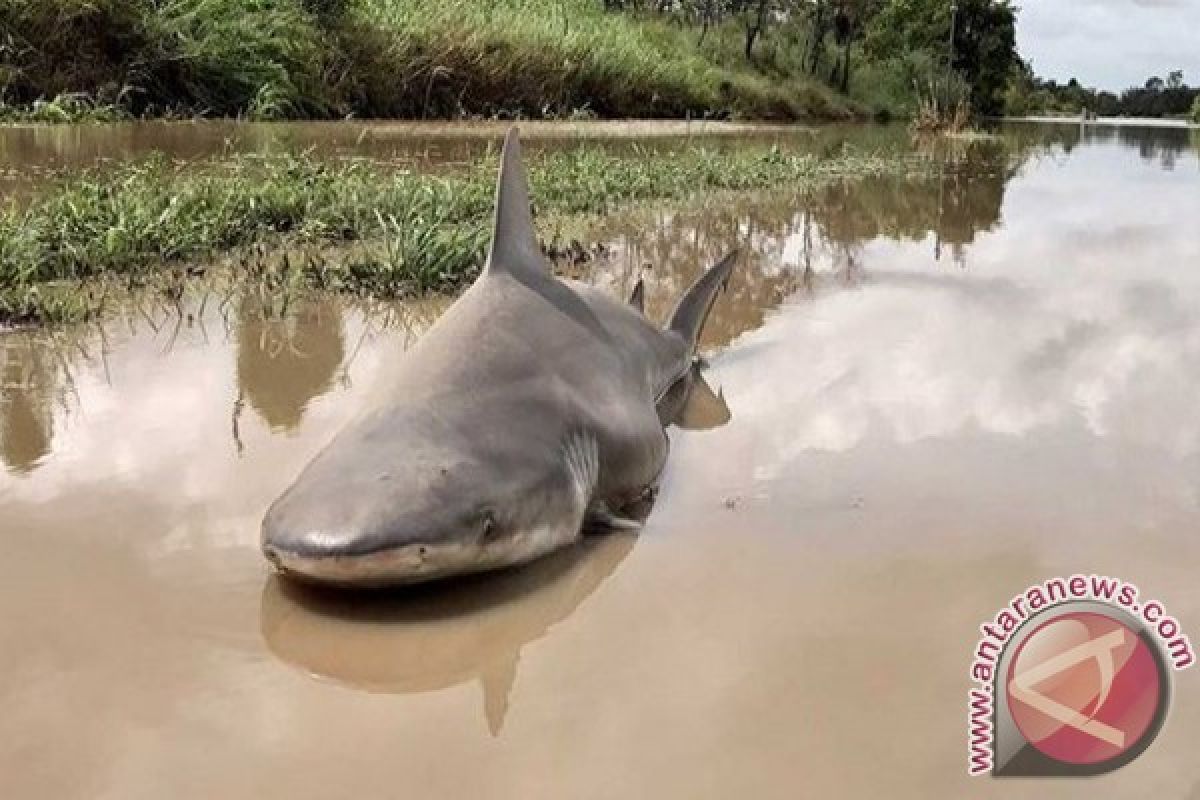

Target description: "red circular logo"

left=1005, top=611, right=1162, bottom=765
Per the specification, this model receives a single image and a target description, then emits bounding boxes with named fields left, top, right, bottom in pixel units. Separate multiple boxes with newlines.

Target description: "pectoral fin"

left=656, top=362, right=732, bottom=430
left=678, top=371, right=731, bottom=431
left=584, top=504, right=644, bottom=533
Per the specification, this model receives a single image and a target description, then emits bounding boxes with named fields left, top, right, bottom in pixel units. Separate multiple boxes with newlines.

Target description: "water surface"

left=3, top=121, right=1200, bottom=798
left=0, top=118, right=900, bottom=200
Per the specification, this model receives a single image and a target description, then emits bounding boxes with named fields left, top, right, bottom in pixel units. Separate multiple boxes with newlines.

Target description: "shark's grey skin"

left=261, top=128, right=736, bottom=587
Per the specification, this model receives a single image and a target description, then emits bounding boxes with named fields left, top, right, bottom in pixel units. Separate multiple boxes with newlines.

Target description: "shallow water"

left=3, top=121, right=1200, bottom=798
left=0, top=118, right=903, bottom=201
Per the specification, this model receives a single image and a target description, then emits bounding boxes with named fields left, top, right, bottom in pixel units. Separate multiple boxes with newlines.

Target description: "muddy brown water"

left=3, top=121, right=1200, bottom=798
left=0, top=118, right=911, bottom=202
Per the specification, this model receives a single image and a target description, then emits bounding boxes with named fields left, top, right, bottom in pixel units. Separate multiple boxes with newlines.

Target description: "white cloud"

left=1017, top=0, right=1200, bottom=89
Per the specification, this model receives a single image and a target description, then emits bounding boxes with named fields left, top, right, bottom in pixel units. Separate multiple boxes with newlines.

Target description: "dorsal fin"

left=668, top=250, right=738, bottom=353
left=629, top=278, right=645, bottom=313
left=486, top=128, right=544, bottom=277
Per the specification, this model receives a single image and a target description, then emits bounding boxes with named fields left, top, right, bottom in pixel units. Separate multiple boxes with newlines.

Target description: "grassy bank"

left=0, top=0, right=855, bottom=123
left=0, top=143, right=925, bottom=326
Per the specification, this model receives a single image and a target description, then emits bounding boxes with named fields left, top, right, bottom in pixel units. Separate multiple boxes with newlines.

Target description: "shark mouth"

left=266, top=534, right=574, bottom=588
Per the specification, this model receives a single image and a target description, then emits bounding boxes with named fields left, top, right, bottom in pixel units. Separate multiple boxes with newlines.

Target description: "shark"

left=261, top=128, right=736, bottom=587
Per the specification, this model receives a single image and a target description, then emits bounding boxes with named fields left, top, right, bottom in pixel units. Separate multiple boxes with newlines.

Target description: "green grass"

left=0, top=143, right=924, bottom=326
left=0, top=93, right=132, bottom=124
left=0, top=0, right=856, bottom=123
left=0, top=0, right=337, bottom=119
left=359, top=0, right=852, bottom=120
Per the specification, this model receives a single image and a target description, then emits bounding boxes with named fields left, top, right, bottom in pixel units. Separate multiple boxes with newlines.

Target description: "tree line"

left=1006, top=66, right=1200, bottom=120
left=599, top=0, right=1020, bottom=117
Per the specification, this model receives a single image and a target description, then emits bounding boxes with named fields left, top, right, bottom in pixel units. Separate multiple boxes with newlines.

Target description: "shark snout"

left=260, top=497, right=456, bottom=586
left=261, top=530, right=447, bottom=587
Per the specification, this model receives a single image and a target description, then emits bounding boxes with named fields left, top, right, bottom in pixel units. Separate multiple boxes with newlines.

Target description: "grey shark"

left=261, top=128, right=736, bottom=587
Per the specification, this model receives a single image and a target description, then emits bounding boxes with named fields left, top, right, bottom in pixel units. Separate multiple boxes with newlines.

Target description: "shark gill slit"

left=563, top=429, right=600, bottom=523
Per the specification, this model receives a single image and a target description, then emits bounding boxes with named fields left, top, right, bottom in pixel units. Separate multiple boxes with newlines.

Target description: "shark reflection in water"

left=259, top=367, right=730, bottom=735
left=261, top=532, right=634, bottom=735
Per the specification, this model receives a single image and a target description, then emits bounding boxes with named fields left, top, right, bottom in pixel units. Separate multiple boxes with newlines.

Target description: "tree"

left=695, top=0, right=724, bottom=44
left=806, top=0, right=832, bottom=75
left=741, top=0, right=773, bottom=61
left=863, top=0, right=1018, bottom=115
left=1145, top=75, right=1164, bottom=91
left=1094, top=90, right=1119, bottom=116
left=828, top=0, right=881, bottom=92
left=1167, top=69, right=1185, bottom=90
left=951, top=0, right=1017, bottom=115
left=1002, top=56, right=1036, bottom=115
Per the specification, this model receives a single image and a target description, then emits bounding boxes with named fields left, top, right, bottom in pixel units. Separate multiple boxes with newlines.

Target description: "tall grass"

left=0, top=0, right=855, bottom=122
left=911, top=72, right=971, bottom=133
left=0, top=92, right=131, bottom=123
left=849, top=49, right=969, bottom=126
left=144, top=0, right=333, bottom=117
left=0, top=143, right=922, bottom=323
left=0, top=0, right=338, bottom=118
left=361, top=0, right=849, bottom=120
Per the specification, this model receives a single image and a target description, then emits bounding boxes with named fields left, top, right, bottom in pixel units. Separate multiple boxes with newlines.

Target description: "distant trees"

left=1012, top=70, right=1198, bottom=118
left=594, top=0, right=1021, bottom=117
left=1120, top=77, right=1197, bottom=117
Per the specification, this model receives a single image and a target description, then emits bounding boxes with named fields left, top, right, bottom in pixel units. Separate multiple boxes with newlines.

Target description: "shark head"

left=261, top=406, right=601, bottom=587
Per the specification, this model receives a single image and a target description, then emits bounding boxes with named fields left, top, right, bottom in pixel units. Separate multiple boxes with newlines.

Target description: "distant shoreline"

left=1001, top=116, right=1199, bottom=129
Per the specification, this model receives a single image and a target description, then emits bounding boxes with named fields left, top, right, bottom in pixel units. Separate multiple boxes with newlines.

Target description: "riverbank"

left=0, top=0, right=856, bottom=124
left=0, top=142, right=926, bottom=327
